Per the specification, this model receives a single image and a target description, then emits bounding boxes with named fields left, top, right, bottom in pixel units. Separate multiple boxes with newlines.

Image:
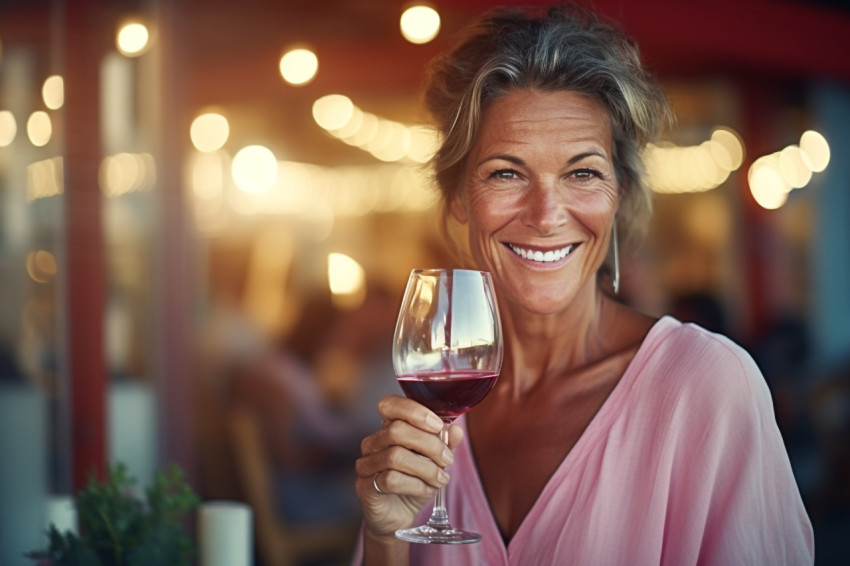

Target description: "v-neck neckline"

left=456, top=316, right=677, bottom=552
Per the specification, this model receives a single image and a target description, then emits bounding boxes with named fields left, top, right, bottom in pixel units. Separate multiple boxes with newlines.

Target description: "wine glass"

left=392, top=268, right=503, bottom=544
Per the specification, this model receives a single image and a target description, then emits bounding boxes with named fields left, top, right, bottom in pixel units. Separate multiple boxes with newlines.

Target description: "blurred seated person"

left=315, top=282, right=403, bottom=433
left=226, top=295, right=363, bottom=528
left=228, top=283, right=403, bottom=528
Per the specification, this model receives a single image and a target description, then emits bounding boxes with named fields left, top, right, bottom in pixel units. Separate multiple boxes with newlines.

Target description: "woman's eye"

left=571, top=168, right=603, bottom=180
left=489, top=169, right=518, bottom=181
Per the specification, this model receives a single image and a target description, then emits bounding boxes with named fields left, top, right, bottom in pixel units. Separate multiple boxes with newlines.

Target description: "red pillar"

left=64, top=0, right=109, bottom=490
left=154, top=0, right=196, bottom=481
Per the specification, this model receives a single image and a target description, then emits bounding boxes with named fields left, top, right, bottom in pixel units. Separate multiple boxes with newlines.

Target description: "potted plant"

left=28, top=463, right=200, bottom=565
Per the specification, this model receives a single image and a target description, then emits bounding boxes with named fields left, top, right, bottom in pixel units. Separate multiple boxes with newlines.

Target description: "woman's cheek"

left=466, top=188, right=523, bottom=223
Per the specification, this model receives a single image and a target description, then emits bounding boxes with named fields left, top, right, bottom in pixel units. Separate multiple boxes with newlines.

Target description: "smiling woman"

left=352, top=4, right=814, bottom=566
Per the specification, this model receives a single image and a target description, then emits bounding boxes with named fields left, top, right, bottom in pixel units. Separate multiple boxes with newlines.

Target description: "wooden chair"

left=225, top=406, right=360, bottom=566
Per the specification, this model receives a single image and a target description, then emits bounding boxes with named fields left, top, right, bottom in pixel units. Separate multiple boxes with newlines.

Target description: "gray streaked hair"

left=424, top=3, right=672, bottom=251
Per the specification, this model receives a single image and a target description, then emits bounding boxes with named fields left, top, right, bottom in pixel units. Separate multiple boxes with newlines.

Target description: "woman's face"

left=453, top=89, right=620, bottom=315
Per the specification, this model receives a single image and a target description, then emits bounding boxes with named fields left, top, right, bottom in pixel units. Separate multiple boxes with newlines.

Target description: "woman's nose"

left=521, top=181, right=568, bottom=235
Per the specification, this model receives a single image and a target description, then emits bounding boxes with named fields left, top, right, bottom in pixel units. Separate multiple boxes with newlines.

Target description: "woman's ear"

left=449, top=194, right=468, bottom=223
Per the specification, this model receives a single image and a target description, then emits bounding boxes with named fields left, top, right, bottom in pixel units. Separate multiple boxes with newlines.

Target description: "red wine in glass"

left=397, top=370, right=498, bottom=422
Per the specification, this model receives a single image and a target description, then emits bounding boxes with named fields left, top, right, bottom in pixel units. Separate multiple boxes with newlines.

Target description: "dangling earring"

left=611, top=220, right=620, bottom=295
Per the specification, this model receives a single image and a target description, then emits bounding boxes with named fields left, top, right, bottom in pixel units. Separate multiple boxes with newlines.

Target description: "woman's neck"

left=497, top=284, right=615, bottom=396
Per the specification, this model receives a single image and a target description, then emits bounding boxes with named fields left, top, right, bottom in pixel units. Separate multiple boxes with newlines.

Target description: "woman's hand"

left=355, top=394, right=464, bottom=539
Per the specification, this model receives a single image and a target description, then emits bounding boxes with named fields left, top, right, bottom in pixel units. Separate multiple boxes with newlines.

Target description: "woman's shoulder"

left=619, top=317, right=780, bottom=455
left=636, top=316, right=767, bottom=405
left=644, top=316, right=758, bottom=371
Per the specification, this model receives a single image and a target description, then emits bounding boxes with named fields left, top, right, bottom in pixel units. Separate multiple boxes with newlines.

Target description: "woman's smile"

left=505, top=242, right=579, bottom=265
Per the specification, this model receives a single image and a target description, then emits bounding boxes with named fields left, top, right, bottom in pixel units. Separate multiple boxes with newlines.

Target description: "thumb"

left=446, top=423, right=465, bottom=451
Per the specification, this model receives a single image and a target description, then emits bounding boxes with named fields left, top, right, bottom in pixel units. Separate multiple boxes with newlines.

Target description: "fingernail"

left=442, top=448, right=454, bottom=466
left=439, top=470, right=450, bottom=484
left=427, top=414, right=443, bottom=431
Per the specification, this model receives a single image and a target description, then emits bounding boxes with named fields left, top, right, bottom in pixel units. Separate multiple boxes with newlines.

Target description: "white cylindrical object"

left=46, top=495, right=77, bottom=534
left=198, top=501, right=253, bottom=566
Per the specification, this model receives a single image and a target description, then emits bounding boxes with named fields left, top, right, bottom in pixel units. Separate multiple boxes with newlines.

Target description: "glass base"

left=395, top=524, right=482, bottom=544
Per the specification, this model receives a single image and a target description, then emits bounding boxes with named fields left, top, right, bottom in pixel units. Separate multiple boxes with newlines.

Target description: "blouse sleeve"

left=663, top=326, right=814, bottom=565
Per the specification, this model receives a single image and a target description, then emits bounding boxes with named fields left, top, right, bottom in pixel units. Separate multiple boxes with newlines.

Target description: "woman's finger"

left=377, top=467, right=448, bottom=496
left=357, top=444, right=450, bottom=488
left=446, top=423, right=464, bottom=451
left=356, top=469, right=438, bottom=503
left=378, top=395, right=443, bottom=433
left=356, top=448, right=449, bottom=497
left=362, top=419, right=453, bottom=464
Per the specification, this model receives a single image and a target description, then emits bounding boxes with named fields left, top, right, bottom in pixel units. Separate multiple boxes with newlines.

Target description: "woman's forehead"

left=473, top=90, right=613, bottom=153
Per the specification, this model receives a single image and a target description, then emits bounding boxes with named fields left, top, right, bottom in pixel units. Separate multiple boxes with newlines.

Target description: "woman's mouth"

left=506, top=243, right=577, bottom=263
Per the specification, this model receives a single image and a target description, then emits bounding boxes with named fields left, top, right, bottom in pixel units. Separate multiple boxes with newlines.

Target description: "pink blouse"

left=357, top=316, right=815, bottom=565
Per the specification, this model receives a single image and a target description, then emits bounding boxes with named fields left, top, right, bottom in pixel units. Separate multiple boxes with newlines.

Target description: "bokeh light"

left=406, top=125, right=438, bottom=163
left=190, top=112, right=230, bottom=152
left=799, top=130, right=830, bottom=172
left=99, top=153, right=156, bottom=197
left=644, top=126, right=744, bottom=194
left=232, top=145, right=278, bottom=193
left=279, top=48, right=319, bottom=86
left=709, top=127, right=745, bottom=171
left=27, top=111, right=52, bottom=147
left=26, top=250, right=58, bottom=283
left=749, top=155, right=790, bottom=210
left=42, top=75, right=64, bottom=110
left=116, top=21, right=150, bottom=57
left=328, top=252, right=366, bottom=310
left=746, top=129, right=830, bottom=209
left=315, top=94, right=440, bottom=164
left=312, top=94, right=354, bottom=131
left=372, top=122, right=411, bottom=162
left=327, top=253, right=364, bottom=295
left=27, top=157, right=64, bottom=201
left=400, top=5, right=441, bottom=44
left=333, top=107, right=364, bottom=139
left=345, top=111, right=379, bottom=147
left=0, top=110, right=16, bottom=146
left=778, top=145, right=813, bottom=189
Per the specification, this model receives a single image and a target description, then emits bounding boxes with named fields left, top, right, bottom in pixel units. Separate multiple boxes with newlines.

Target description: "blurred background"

left=0, top=0, right=848, bottom=564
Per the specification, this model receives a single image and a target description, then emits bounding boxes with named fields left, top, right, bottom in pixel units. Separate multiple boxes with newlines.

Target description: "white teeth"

left=508, top=243, right=574, bottom=263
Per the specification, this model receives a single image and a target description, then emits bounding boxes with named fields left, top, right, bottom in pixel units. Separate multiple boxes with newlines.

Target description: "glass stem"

left=427, top=422, right=452, bottom=529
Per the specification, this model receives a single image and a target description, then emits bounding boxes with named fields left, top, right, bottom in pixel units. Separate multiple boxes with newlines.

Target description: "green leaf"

left=27, top=462, right=199, bottom=565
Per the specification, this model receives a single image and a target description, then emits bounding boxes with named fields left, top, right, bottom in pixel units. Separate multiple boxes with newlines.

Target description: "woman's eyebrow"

left=479, top=150, right=607, bottom=167
left=481, top=153, right=525, bottom=166
left=567, top=151, right=607, bottom=165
